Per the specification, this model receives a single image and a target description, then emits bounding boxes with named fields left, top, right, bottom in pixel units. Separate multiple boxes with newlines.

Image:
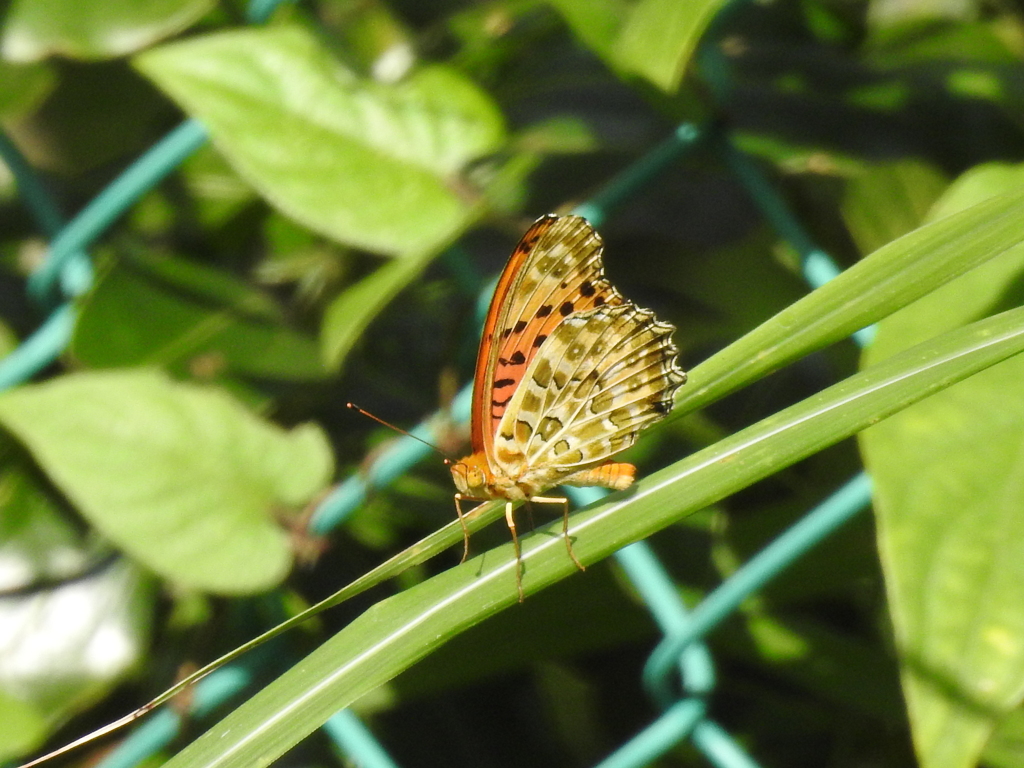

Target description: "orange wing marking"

left=470, top=215, right=624, bottom=461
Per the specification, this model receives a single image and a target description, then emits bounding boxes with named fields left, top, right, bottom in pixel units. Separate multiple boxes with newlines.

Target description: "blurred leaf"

left=9, top=60, right=172, bottom=175
left=0, top=60, right=55, bottom=120
left=134, top=25, right=506, bottom=256
left=0, top=547, right=152, bottom=760
left=739, top=611, right=904, bottom=721
left=846, top=78, right=911, bottom=111
left=547, top=0, right=627, bottom=61
left=0, top=689, right=44, bottom=761
left=860, top=162, right=1024, bottom=768
left=0, top=465, right=107, bottom=587
left=984, top=706, right=1024, bottom=768
left=514, top=116, right=598, bottom=155
left=73, top=253, right=328, bottom=381
left=801, top=0, right=855, bottom=44
left=320, top=220, right=475, bottom=371
left=0, top=370, right=334, bottom=594
left=612, top=0, right=727, bottom=93
left=870, top=1, right=972, bottom=32
left=0, top=320, right=18, bottom=359
left=842, top=159, right=948, bottom=255
left=926, top=162, right=1024, bottom=223
left=332, top=0, right=415, bottom=82
left=171, top=144, right=259, bottom=232
left=0, top=0, right=214, bottom=61
left=663, top=226, right=806, bottom=346
left=867, top=19, right=1013, bottom=59
left=733, top=133, right=868, bottom=177
left=257, top=214, right=347, bottom=304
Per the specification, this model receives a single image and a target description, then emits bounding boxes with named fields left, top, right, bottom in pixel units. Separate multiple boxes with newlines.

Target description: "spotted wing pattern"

left=472, top=215, right=625, bottom=459
left=491, top=304, right=686, bottom=490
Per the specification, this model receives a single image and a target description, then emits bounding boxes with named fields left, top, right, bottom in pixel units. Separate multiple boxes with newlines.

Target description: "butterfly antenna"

left=346, top=403, right=453, bottom=460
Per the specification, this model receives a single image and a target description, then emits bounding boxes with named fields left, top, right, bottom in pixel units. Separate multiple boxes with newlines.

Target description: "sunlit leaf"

left=0, top=370, right=334, bottom=594
left=0, top=0, right=214, bottom=61
left=861, top=162, right=1024, bottom=768
left=134, top=25, right=506, bottom=256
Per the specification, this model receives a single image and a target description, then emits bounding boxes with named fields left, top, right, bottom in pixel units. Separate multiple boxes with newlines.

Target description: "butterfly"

left=450, top=214, right=686, bottom=601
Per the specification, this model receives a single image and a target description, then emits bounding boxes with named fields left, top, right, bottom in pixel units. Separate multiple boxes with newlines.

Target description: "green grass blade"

left=680, top=184, right=1024, bottom=414
left=162, top=303, right=1024, bottom=768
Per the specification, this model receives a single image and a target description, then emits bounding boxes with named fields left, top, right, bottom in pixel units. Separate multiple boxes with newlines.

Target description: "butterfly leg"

left=453, top=494, right=473, bottom=564
left=530, top=495, right=585, bottom=573
left=504, top=501, right=525, bottom=603
left=523, top=500, right=537, bottom=531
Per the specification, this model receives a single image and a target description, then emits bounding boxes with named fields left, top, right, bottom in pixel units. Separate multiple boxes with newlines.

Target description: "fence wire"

left=0, top=0, right=879, bottom=766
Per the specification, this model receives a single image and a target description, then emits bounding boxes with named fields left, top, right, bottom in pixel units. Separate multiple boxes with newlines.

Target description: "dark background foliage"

left=4, top=1, right=1024, bottom=767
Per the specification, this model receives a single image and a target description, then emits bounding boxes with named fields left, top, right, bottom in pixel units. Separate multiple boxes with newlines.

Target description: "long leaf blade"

left=163, top=303, right=1024, bottom=768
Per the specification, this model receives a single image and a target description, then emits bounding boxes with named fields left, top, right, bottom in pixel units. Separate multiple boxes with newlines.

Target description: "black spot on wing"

left=509, top=350, right=526, bottom=365
left=494, top=378, right=515, bottom=388
left=519, top=235, right=540, bottom=254
left=537, top=304, right=553, bottom=317
left=559, top=301, right=574, bottom=316
left=532, top=334, right=547, bottom=348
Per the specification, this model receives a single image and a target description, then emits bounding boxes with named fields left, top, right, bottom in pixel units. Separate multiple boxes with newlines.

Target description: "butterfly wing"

left=471, top=215, right=624, bottom=461
left=491, top=304, right=686, bottom=486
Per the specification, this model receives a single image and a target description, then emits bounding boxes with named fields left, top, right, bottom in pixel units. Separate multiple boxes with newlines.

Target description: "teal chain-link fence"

left=6, top=1, right=1024, bottom=767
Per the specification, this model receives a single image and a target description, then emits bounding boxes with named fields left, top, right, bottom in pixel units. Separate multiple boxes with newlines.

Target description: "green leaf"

left=860, top=163, right=1024, bottom=768
left=0, top=467, right=154, bottom=761
left=0, top=0, right=214, bottom=61
left=547, top=0, right=627, bottom=61
left=0, top=60, right=54, bottom=121
left=160, top=300, right=1024, bottom=768
left=320, top=219, right=477, bottom=371
left=984, top=707, right=1024, bottom=767
left=73, top=253, right=329, bottom=381
left=738, top=612, right=904, bottom=722
left=841, top=159, right=948, bottom=256
left=926, top=162, right=1024, bottom=223
left=0, top=483, right=153, bottom=759
left=0, top=319, right=18, bottom=359
left=612, top=0, right=727, bottom=93
left=134, top=25, right=506, bottom=256
left=0, top=689, right=45, bottom=762
left=0, top=370, right=334, bottom=594
left=866, top=22, right=1017, bottom=66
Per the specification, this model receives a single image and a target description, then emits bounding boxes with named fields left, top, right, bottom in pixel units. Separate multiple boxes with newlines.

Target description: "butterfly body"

left=451, top=214, right=686, bottom=599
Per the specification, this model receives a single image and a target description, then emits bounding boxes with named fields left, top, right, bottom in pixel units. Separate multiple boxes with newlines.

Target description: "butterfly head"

left=449, top=452, right=493, bottom=499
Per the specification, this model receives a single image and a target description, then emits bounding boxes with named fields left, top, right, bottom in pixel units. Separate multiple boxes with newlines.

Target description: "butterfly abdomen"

left=563, top=462, right=636, bottom=491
